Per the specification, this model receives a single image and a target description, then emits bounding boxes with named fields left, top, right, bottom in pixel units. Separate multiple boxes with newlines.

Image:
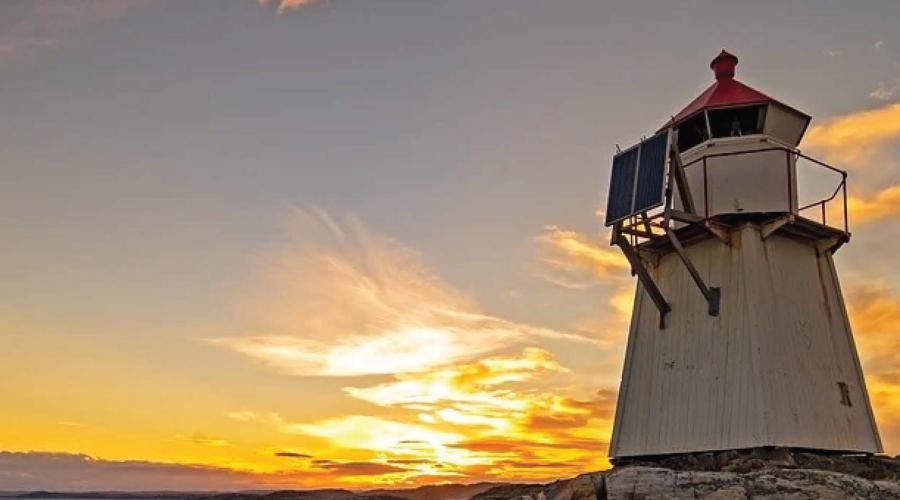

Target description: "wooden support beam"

left=639, top=211, right=653, bottom=235
left=704, top=221, right=731, bottom=245
left=667, top=209, right=705, bottom=224
left=669, top=130, right=697, bottom=215
left=761, top=215, right=794, bottom=240
left=662, top=154, right=679, bottom=229
left=666, top=229, right=720, bottom=317
left=614, top=232, right=670, bottom=328
left=816, top=236, right=841, bottom=255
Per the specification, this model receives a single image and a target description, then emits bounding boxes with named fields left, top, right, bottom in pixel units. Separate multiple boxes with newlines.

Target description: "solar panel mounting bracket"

left=667, top=129, right=697, bottom=215
left=660, top=130, right=720, bottom=317
left=604, top=127, right=725, bottom=324
left=665, top=228, right=721, bottom=317
left=613, top=225, right=670, bottom=329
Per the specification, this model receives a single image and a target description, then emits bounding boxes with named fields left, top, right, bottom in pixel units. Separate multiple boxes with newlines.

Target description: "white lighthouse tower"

left=605, top=50, right=882, bottom=459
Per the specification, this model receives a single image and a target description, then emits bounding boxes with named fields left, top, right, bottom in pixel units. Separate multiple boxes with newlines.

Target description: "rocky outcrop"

left=472, top=450, right=900, bottom=500
left=603, top=466, right=900, bottom=499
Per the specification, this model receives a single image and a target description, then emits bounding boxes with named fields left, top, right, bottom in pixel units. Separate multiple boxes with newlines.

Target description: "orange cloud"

left=534, top=226, right=628, bottom=289
left=227, top=349, right=615, bottom=484
left=214, top=209, right=596, bottom=376
left=846, top=185, right=900, bottom=225
left=868, top=373, right=900, bottom=440
left=339, top=350, right=613, bottom=480
left=803, top=102, right=900, bottom=167
left=258, top=0, right=321, bottom=15
left=314, top=461, right=409, bottom=476
left=847, top=284, right=900, bottom=368
left=846, top=283, right=900, bottom=454
left=799, top=102, right=900, bottom=227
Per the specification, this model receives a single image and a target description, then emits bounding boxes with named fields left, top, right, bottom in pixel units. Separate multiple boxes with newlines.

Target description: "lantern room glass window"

left=708, top=105, right=766, bottom=138
left=676, top=113, right=709, bottom=152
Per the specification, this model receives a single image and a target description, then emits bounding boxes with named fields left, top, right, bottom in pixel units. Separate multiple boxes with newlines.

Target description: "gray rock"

left=601, top=466, right=900, bottom=500
left=703, top=486, right=748, bottom=499
left=472, top=452, right=900, bottom=500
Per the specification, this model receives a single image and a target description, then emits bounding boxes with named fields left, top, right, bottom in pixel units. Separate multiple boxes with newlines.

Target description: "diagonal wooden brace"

left=666, top=229, right=720, bottom=316
left=669, top=129, right=697, bottom=215
left=614, top=231, right=670, bottom=328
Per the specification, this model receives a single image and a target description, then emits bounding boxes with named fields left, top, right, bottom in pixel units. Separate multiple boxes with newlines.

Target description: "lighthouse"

left=605, top=50, right=882, bottom=459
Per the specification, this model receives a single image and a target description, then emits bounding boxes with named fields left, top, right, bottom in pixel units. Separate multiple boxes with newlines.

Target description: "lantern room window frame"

left=675, top=104, right=770, bottom=153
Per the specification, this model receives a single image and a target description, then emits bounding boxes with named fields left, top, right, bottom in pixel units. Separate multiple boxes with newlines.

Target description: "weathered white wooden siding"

left=677, top=137, right=799, bottom=217
left=609, top=225, right=882, bottom=458
left=765, top=103, right=809, bottom=147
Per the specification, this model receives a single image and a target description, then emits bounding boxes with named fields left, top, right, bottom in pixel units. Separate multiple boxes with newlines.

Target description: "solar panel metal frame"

left=604, top=130, right=671, bottom=226
left=604, top=143, right=640, bottom=226
left=633, top=131, right=670, bottom=213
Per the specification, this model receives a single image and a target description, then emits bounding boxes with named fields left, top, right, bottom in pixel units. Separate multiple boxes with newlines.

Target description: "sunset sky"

left=2, top=0, right=900, bottom=492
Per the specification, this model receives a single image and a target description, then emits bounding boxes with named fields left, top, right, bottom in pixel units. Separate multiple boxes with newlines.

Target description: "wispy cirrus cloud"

left=213, top=209, right=596, bottom=377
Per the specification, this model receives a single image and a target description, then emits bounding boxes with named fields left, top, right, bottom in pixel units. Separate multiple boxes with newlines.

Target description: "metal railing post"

left=785, top=151, right=793, bottom=213
left=842, top=176, right=849, bottom=234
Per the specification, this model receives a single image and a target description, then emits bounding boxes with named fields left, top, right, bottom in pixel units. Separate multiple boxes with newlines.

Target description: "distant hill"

left=363, top=482, right=504, bottom=500
left=0, top=482, right=506, bottom=500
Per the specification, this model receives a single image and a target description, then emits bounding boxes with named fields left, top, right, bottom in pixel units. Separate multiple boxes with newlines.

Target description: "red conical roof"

left=661, top=50, right=804, bottom=130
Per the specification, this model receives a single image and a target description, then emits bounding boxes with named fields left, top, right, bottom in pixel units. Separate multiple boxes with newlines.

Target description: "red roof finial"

left=711, top=50, right=738, bottom=80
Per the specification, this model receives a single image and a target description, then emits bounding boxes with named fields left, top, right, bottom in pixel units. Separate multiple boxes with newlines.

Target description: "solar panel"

left=604, top=146, right=639, bottom=226
left=633, top=131, right=669, bottom=213
left=604, top=130, right=670, bottom=226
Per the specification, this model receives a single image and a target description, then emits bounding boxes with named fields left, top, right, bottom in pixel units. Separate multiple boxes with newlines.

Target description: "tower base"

left=609, top=218, right=882, bottom=459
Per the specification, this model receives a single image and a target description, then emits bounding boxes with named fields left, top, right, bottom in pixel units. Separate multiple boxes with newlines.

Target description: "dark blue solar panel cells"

left=633, top=131, right=668, bottom=213
left=604, top=146, right=639, bottom=226
left=604, top=131, right=670, bottom=226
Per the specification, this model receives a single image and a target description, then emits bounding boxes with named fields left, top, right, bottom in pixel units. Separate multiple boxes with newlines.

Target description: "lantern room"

left=663, top=50, right=812, bottom=217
